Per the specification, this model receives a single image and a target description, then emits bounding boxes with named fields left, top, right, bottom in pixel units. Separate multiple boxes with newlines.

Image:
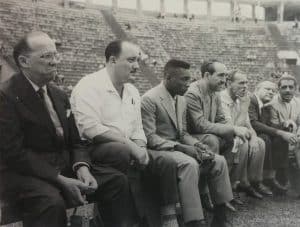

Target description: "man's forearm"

left=132, top=139, right=147, bottom=148
left=93, top=131, right=128, bottom=144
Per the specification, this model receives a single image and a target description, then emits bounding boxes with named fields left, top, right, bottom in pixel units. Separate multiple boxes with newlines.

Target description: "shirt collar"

left=222, top=89, right=239, bottom=106
left=23, top=72, right=47, bottom=92
left=103, top=68, right=128, bottom=96
left=254, top=94, right=264, bottom=110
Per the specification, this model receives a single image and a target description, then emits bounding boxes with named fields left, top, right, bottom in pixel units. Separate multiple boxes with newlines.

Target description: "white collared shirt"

left=254, top=94, right=264, bottom=115
left=70, top=68, right=147, bottom=143
left=220, top=89, right=251, bottom=127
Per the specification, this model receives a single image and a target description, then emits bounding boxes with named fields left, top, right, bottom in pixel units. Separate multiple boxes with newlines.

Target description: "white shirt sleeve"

left=70, top=86, right=109, bottom=140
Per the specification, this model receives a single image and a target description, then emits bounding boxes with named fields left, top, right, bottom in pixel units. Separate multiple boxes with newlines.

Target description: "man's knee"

left=251, top=137, right=266, bottom=158
left=183, top=157, right=199, bottom=174
left=114, top=172, right=129, bottom=189
left=211, top=154, right=227, bottom=174
left=93, top=142, right=131, bottom=164
left=257, top=137, right=266, bottom=153
left=108, top=172, right=130, bottom=199
left=156, top=154, right=177, bottom=169
left=259, top=134, right=272, bottom=146
left=202, top=134, right=220, bottom=154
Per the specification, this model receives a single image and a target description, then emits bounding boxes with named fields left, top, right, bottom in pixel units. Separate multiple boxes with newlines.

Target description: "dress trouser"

left=258, top=134, right=273, bottom=171
left=228, top=138, right=265, bottom=185
left=0, top=166, right=130, bottom=227
left=91, top=142, right=179, bottom=218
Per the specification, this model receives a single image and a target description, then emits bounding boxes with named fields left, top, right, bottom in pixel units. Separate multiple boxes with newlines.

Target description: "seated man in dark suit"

left=0, top=32, right=131, bottom=227
left=249, top=81, right=290, bottom=193
left=141, top=59, right=233, bottom=227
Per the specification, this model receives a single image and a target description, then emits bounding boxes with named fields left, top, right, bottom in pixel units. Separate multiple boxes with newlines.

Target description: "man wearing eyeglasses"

left=0, top=32, right=131, bottom=227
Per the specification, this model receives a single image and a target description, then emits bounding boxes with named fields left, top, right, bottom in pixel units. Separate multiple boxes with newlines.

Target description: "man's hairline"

left=278, top=78, right=297, bottom=88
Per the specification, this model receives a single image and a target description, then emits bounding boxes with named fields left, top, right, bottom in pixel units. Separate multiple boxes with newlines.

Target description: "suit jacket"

left=141, top=83, right=198, bottom=151
left=266, top=94, right=300, bottom=133
left=248, top=94, right=278, bottom=136
left=184, top=80, right=234, bottom=137
left=0, top=73, right=90, bottom=185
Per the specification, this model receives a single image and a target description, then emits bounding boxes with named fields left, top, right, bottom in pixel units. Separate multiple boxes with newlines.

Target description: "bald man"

left=249, top=81, right=289, bottom=193
left=0, top=32, right=132, bottom=227
left=220, top=71, right=272, bottom=199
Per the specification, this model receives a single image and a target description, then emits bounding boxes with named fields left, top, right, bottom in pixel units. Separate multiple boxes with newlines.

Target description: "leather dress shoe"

left=201, top=194, right=214, bottom=212
left=211, top=204, right=232, bottom=227
left=231, top=191, right=244, bottom=205
left=225, top=202, right=236, bottom=212
left=252, top=182, right=273, bottom=196
left=263, top=178, right=288, bottom=194
left=186, top=220, right=207, bottom=227
left=237, top=185, right=263, bottom=199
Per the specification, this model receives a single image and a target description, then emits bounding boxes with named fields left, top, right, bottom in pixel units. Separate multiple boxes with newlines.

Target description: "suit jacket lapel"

left=210, top=94, right=217, bottom=122
left=158, top=84, right=178, bottom=129
left=14, top=73, right=57, bottom=135
left=197, top=81, right=211, bottom=121
left=176, top=96, right=184, bottom=133
left=47, top=85, right=69, bottom=141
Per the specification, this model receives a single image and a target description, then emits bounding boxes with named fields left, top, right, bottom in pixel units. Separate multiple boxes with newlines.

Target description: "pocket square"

left=66, top=109, right=72, bottom=118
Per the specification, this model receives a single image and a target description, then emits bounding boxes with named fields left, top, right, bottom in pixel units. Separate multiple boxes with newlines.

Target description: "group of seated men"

left=0, top=31, right=299, bottom=227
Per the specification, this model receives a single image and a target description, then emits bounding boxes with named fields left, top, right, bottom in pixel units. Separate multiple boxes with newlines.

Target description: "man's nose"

left=220, top=77, right=226, bottom=83
left=133, top=61, right=139, bottom=70
left=50, top=57, right=60, bottom=66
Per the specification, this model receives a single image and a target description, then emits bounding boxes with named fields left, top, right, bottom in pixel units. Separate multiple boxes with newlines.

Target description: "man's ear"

left=18, top=55, right=29, bottom=68
left=165, top=73, right=172, bottom=81
left=109, top=56, right=117, bottom=64
left=203, top=72, right=210, bottom=78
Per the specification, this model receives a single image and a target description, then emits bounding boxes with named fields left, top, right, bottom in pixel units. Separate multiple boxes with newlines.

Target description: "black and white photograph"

left=0, top=0, right=300, bottom=226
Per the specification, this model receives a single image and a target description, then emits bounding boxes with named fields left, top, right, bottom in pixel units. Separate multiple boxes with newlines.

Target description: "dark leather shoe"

left=201, top=193, right=214, bottom=212
left=211, top=217, right=232, bottom=227
left=186, top=220, right=207, bottom=227
left=237, top=185, right=263, bottom=199
left=252, top=183, right=273, bottom=196
left=231, top=191, right=244, bottom=205
left=211, top=204, right=232, bottom=227
left=263, top=178, right=288, bottom=194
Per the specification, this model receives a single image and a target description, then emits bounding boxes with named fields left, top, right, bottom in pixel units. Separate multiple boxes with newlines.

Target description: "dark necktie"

left=37, top=88, right=45, bottom=100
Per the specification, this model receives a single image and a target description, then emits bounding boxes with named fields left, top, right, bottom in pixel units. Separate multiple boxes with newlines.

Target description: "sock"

left=161, top=204, right=179, bottom=227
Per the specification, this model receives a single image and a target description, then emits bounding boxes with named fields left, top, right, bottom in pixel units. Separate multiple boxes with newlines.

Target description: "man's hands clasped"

left=57, top=166, right=98, bottom=207
left=174, top=143, right=215, bottom=164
